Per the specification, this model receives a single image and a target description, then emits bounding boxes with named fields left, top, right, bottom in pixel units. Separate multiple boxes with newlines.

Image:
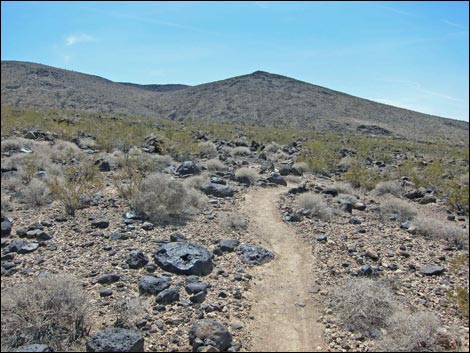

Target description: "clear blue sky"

left=2, top=1, right=469, bottom=121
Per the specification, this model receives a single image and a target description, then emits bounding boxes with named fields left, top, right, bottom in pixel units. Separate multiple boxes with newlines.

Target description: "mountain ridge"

left=1, top=60, right=468, bottom=143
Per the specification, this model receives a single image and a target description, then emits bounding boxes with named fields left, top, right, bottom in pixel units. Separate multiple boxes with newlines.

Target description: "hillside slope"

left=1, top=61, right=468, bottom=143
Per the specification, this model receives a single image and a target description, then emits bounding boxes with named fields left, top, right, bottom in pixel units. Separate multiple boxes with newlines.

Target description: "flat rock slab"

left=420, top=265, right=445, bottom=276
left=86, top=327, right=144, bottom=352
left=236, top=245, right=274, bottom=265
left=154, top=242, right=213, bottom=276
left=189, top=319, right=232, bottom=352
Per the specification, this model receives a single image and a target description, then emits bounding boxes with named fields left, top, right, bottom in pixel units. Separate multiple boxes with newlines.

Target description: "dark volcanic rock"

left=176, top=161, right=201, bottom=176
left=189, top=320, right=232, bottom=352
left=237, top=245, right=274, bottom=265
left=219, top=239, right=240, bottom=252
left=155, top=288, right=180, bottom=305
left=126, top=251, right=149, bottom=269
left=17, top=242, right=39, bottom=254
left=200, top=183, right=234, bottom=198
left=91, top=220, right=110, bottom=229
left=138, top=275, right=171, bottom=295
left=267, top=172, right=287, bottom=186
left=154, top=242, right=213, bottom=276
left=1, top=217, right=12, bottom=237
left=97, top=274, right=121, bottom=285
left=86, top=327, right=144, bottom=352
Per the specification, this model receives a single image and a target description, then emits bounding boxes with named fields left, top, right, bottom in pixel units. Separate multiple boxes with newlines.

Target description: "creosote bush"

left=220, top=212, right=248, bottom=231
left=379, top=196, right=418, bottom=222
left=372, top=180, right=403, bottom=197
left=130, top=173, right=206, bottom=224
left=47, top=159, right=103, bottom=216
left=412, top=216, right=468, bottom=249
left=21, top=178, right=51, bottom=207
left=1, top=274, right=90, bottom=352
left=296, top=192, right=330, bottom=220
left=235, top=167, right=259, bottom=184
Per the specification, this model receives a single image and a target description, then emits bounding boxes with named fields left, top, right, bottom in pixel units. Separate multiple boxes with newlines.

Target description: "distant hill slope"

left=1, top=61, right=468, bottom=144
left=118, top=82, right=190, bottom=92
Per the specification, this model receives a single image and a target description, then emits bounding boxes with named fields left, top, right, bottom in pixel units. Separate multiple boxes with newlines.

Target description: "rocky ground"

left=1, top=130, right=469, bottom=352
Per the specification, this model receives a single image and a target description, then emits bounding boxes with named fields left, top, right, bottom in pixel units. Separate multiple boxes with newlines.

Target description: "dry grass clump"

left=412, top=216, right=468, bottom=249
left=235, top=167, right=259, bottom=184
left=204, top=158, right=227, bottom=171
left=376, top=311, right=442, bottom=352
left=131, top=173, right=206, bottom=224
left=380, top=196, right=418, bottom=222
left=1, top=274, right=90, bottom=352
left=333, top=181, right=355, bottom=195
left=47, top=159, right=103, bottom=216
left=112, top=296, right=148, bottom=329
left=183, top=172, right=210, bottom=190
left=1, top=136, right=34, bottom=152
left=297, top=192, right=330, bottom=220
left=372, top=180, right=403, bottom=197
left=231, top=146, right=251, bottom=157
left=330, top=278, right=397, bottom=337
left=220, top=212, right=248, bottom=231
left=293, top=161, right=310, bottom=174
left=21, top=178, right=51, bottom=207
left=264, top=142, right=281, bottom=153
left=197, top=141, right=218, bottom=158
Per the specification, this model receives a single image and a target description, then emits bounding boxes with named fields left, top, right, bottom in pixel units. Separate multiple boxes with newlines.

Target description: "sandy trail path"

left=241, top=186, right=325, bottom=352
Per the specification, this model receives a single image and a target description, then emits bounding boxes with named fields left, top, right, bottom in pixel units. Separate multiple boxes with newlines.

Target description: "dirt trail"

left=241, top=187, right=325, bottom=352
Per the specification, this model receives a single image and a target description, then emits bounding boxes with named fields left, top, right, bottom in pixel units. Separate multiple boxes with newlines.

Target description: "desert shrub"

left=220, top=212, right=248, bottom=231
left=204, top=158, right=227, bottom=171
left=47, top=160, right=103, bottom=216
left=293, top=161, right=310, bottom=174
left=183, top=172, right=210, bottom=190
left=264, top=142, right=281, bottom=153
left=333, top=181, right=355, bottom=195
left=335, top=193, right=358, bottom=204
left=1, top=137, right=33, bottom=153
left=330, top=278, right=397, bottom=337
left=342, top=161, right=383, bottom=190
left=113, top=297, right=147, bottom=329
left=1, top=274, right=90, bottom=352
left=412, top=216, right=468, bottom=249
left=270, top=150, right=289, bottom=163
left=46, top=140, right=82, bottom=162
left=372, top=180, right=403, bottom=197
left=235, top=167, right=259, bottom=184
left=21, top=178, right=51, bottom=207
left=197, top=141, right=218, bottom=159
left=130, top=173, right=205, bottom=224
left=232, top=146, right=251, bottom=157
left=297, top=192, right=330, bottom=220
left=380, top=197, right=417, bottom=222
left=376, top=311, right=442, bottom=352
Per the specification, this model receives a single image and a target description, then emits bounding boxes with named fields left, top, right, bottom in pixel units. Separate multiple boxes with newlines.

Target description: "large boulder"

left=237, top=245, right=274, bottom=265
left=86, top=327, right=144, bottom=352
left=200, top=183, right=234, bottom=198
left=154, top=242, right=213, bottom=276
left=189, top=320, right=232, bottom=352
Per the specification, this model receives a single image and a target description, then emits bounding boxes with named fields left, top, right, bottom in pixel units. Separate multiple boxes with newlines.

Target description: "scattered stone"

left=154, top=242, right=213, bottom=276
left=126, top=251, right=149, bottom=269
left=91, top=220, right=109, bottom=229
left=219, top=239, right=240, bottom=252
left=267, top=173, right=287, bottom=186
left=1, top=217, right=12, bottom=237
left=86, top=327, right=144, bottom=352
left=200, top=183, right=235, bottom=198
left=316, top=235, right=328, bottom=242
left=237, top=245, right=274, bottom=265
left=176, top=161, right=201, bottom=176
left=190, top=291, right=207, bottom=304
left=138, top=276, right=171, bottom=295
left=186, top=282, right=209, bottom=295
left=420, top=265, right=445, bottom=276
left=97, top=274, right=121, bottom=285
left=94, top=159, right=111, bottom=172
left=99, top=288, right=113, bottom=297
left=141, top=222, right=154, bottom=231
left=156, top=288, right=180, bottom=305
left=189, top=320, right=232, bottom=352
left=17, top=242, right=39, bottom=254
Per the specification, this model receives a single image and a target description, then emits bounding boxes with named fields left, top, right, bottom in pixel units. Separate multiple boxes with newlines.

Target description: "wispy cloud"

left=66, top=33, right=95, bottom=46
left=375, top=4, right=414, bottom=17
left=441, top=19, right=468, bottom=31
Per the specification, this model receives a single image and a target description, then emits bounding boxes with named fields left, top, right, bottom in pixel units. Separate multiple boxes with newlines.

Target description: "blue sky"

left=1, top=1, right=469, bottom=121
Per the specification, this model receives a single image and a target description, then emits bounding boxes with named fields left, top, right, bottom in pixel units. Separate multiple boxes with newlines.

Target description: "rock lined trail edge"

left=241, top=187, right=325, bottom=352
